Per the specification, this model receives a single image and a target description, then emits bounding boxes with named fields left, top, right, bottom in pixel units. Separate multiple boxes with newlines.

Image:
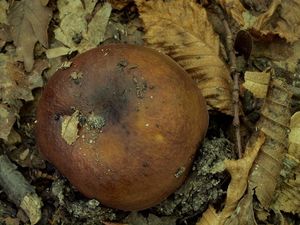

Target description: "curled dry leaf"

left=136, top=0, right=233, bottom=115
left=8, top=0, right=52, bottom=72
left=243, top=71, right=271, bottom=98
left=0, top=54, right=48, bottom=141
left=272, top=112, right=300, bottom=213
left=219, top=0, right=300, bottom=43
left=197, top=132, right=265, bottom=225
left=51, top=0, right=111, bottom=56
left=248, top=77, right=292, bottom=208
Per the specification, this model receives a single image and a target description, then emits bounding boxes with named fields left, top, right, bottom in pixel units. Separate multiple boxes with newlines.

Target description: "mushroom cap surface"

left=36, top=44, right=208, bottom=211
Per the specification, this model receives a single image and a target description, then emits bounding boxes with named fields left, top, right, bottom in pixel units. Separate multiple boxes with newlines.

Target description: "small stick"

left=216, top=5, right=242, bottom=158
left=0, top=154, right=42, bottom=224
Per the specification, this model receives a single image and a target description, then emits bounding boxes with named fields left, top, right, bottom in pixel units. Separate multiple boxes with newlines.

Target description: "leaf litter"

left=0, top=0, right=300, bottom=224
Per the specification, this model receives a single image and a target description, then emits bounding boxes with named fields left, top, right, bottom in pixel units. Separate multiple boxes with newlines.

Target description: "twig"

left=0, top=154, right=42, bottom=224
left=216, top=5, right=242, bottom=158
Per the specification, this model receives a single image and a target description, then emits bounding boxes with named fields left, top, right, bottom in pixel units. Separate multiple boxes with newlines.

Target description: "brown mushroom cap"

left=36, top=44, right=208, bottom=211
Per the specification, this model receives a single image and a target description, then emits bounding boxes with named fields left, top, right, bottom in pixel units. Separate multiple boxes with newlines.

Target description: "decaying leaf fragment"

left=0, top=54, right=47, bottom=141
left=243, top=71, right=270, bottom=98
left=248, top=77, right=292, bottom=208
left=61, top=110, right=80, bottom=145
left=50, top=0, right=112, bottom=56
left=108, top=0, right=132, bottom=10
left=197, top=132, right=265, bottom=225
left=0, top=0, right=8, bottom=25
left=136, top=0, right=233, bottom=115
left=0, top=102, right=22, bottom=141
left=219, top=0, right=300, bottom=43
left=8, top=0, right=52, bottom=71
left=272, top=112, right=300, bottom=213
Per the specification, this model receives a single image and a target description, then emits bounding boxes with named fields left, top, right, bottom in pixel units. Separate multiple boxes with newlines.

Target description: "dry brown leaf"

left=8, top=0, right=52, bottom=72
left=224, top=191, right=257, bottom=225
left=288, top=112, right=300, bottom=159
left=252, top=39, right=300, bottom=73
left=255, top=0, right=300, bottom=43
left=243, top=71, right=270, bottom=98
left=248, top=77, right=292, bottom=208
left=51, top=0, right=111, bottom=56
left=0, top=0, right=8, bottom=25
left=108, top=0, right=132, bottom=10
left=272, top=112, right=300, bottom=213
left=0, top=54, right=48, bottom=140
left=272, top=154, right=300, bottom=214
left=196, top=206, right=221, bottom=225
left=136, top=0, right=233, bottom=115
left=219, top=0, right=300, bottom=43
left=218, top=0, right=246, bottom=26
left=197, top=132, right=265, bottom=225
left=79, top=2, right=112, bottom=52
left=0, top=102, right=22, bottom=141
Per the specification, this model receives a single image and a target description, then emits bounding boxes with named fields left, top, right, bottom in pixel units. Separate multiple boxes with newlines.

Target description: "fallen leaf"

left=61, top=110, right=80, bottom=145
left=255, top=0, right=300, bottom=43
left=0, top=54, right=46, bottom=102
left=52, top=0, right=111, bottom=56
left=218, top=0, right=246, bottom=26
left=197, top=132, right=265, bottom=224
left=224, top=191, right=257, bottom=225
left=272, top=154, right=300, bottom=214
left=0, top=0, right=8, bottom=25
left=0, top=54, right=47, bottom=141
left=272, top=111, right=300, bottom=214
left=196, top=206, right=221, bottom=225
left=248, top=77, right=292, bottom=208
left=273, top=41, right=300, bottom=73
left=136, top=0, right=233, bottom=115
left=79, top=2, right=112, bottom=52
left=219, top=0, right=300, bottom=43
left=243, top=71, right=270, bottom=98
left=288, top=112, right=300, bottom=158
left=108, top=0, right=132, bottom=10
left=8, top=0, right=52, bottom=71
left=0, top=102, right=22, bottom=141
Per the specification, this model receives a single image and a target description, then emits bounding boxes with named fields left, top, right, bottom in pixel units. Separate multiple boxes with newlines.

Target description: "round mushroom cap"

left=36, top=44, right=209, bottom=211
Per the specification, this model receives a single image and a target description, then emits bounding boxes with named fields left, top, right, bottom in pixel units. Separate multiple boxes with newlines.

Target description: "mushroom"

left=36, top=44, right=208, bottom=211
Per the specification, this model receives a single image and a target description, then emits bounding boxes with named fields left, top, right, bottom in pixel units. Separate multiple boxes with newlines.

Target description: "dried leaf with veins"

left=136, top=0, right=233, bottom=115
left=243, top=71, right=270, bottom=98
left=50, top=0, right=111, bottom=57
left=197, top=132, right=265, bottom=225
left=0, top=54, right=48, bottom=140
left=272, top=112, right=300, bottom=213
left=219, top=0, right=300, bottom=43
left=8, top=0, right=52, bottom=72
left=248, top=77, right=292, bottom=208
